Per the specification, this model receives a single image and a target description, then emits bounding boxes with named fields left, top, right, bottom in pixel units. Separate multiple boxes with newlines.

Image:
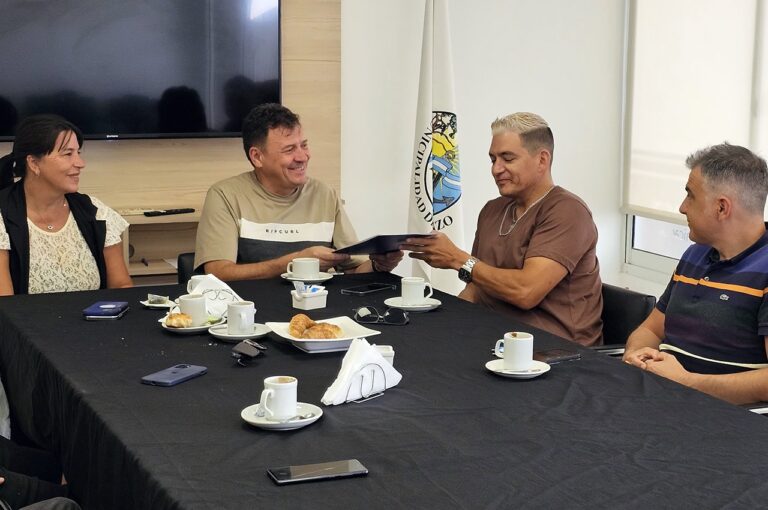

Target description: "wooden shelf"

left=123, top=211, right=200, bottom=225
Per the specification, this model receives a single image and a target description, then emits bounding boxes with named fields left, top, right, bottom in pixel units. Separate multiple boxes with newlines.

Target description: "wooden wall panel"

left=280, top=0, right=341, bottom=191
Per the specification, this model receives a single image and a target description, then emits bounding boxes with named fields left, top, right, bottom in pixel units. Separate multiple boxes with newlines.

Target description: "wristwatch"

left=458, top=257, right=478, bottom=283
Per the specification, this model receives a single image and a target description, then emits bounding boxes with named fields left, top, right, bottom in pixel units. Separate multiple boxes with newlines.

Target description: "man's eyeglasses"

left=353, top=306, right=409, bottom=325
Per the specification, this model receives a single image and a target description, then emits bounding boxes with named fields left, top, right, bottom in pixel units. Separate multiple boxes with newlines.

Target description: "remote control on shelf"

left=143, top=208, right=195, bottom=217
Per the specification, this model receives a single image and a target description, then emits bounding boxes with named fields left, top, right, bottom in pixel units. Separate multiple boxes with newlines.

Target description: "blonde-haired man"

left=403, top=112, right=603, bottom=346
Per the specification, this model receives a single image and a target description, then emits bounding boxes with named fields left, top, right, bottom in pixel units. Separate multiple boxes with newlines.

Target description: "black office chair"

left=177, top=252, right=203, bottom=285
left=593, top=283, right=657, bottom=356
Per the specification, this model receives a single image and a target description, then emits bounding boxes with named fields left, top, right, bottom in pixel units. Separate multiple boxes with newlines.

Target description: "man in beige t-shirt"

left=195, top=103, right=402, bottom=280
left=402, top=113, right=602, bottom=346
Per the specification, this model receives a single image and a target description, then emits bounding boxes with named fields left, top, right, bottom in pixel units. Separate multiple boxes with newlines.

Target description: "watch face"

left=458, top=268, right=471, bottom=283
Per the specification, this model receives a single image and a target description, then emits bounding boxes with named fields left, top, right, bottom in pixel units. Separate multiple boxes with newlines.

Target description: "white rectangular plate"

left=265, top=316, right=381, bottom=352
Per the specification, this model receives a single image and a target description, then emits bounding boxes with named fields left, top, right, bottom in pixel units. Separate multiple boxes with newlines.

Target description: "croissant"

left=165, top=312, right=192, bottom=328
left=301, top=323, right=342, bottom=339
left=289, top=313, right=315, bottom=337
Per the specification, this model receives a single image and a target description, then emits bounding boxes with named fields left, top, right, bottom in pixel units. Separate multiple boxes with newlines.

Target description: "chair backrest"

left=600, top=283, right=656, bottom=346
left=177, top=252, right=201, bottom=285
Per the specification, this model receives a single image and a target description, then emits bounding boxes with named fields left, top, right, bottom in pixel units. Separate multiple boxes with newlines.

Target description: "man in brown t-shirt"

left=402, top=112, right=602, bottom=346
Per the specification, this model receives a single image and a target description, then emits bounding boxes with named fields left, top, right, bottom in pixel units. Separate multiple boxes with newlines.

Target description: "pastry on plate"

left=289, top=313, right=314, bottom=337
left=165, top=312, right=192, bottom=328
left=301, top=323, right=342, bottom=339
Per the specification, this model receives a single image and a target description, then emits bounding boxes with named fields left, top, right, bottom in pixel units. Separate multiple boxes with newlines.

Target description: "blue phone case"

left=82, top=301, right=130, bottom=320
left=141, top=364, right=208, bottom=387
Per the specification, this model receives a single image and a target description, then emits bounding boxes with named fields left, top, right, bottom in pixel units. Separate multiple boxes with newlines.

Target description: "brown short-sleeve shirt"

left=471, top=186, right=602, bottom=346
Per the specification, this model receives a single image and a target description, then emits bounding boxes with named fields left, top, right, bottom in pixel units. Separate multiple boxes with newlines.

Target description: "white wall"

left=341, top=0, right=628, bottom=290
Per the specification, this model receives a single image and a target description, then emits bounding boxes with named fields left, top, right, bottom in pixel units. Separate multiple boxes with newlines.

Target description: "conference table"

left=1, top=272, right=768, bottom=509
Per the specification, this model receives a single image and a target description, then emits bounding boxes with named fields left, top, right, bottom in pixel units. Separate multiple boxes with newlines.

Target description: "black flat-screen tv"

left=0, top=0, right=280, bottom=140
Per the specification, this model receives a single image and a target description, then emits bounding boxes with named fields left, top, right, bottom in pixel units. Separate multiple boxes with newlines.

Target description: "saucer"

left=241, top=402, right=323, bottom=431
left=485, top=359, right=550, bottom=379
left=140, top=299, right=174, bottom=310
left=281, top=272, right=334, bottom=284
left=384, top=297, right=442, bottom=312
left=161, top=317, right=225, bottom=335
left=208, top=323, right=271, bottom=343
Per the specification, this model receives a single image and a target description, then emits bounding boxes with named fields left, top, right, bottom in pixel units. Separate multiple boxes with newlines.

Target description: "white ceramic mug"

left=187, top=274, right=207, bottom=294
left=177, top=294, right=207, bottom=327
left=227, top=301, right=256, bottom=335
left=401, top=276, right=433, bottom=306
left=494, top=332, right=534, bottom=371
left=259, top=376, right=298, bottom=421
left=287, top=258, right=320, bottom=279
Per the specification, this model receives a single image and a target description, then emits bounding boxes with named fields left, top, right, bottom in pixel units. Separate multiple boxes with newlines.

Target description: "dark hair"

left=686, top=143, right=768, bottom=214
left=241, top=103, right=300, bottom=162
left=0, top=114, right=83, bottom=189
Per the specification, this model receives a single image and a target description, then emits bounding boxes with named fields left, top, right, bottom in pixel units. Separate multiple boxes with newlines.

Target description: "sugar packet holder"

left=291, top=285, right=328, bottom=310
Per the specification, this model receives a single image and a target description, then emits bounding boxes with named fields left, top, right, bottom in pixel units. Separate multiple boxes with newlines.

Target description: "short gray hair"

left=686, top=143, right=768, bottom=214
left=491, top=112, right=554, bottom=159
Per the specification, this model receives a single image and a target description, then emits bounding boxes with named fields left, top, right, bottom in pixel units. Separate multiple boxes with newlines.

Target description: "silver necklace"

left=498, top=186, right=555, bottom=236
left=35, top=200, right=68, bottom=231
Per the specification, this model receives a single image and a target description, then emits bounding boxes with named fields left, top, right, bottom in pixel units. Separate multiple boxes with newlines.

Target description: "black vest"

left=0, top=181, right=107, bottom=294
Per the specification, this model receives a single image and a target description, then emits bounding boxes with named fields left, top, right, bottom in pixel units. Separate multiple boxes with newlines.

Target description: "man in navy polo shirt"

left=624, top=143, right=768, bottom=404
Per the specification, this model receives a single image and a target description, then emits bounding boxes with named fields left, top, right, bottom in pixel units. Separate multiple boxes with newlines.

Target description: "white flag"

left=408, top=0, right=465, bottom=295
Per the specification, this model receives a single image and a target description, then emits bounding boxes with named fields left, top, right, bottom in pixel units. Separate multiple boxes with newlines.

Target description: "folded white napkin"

left=186, top=274, right=244, bottom=317
left=321, top=338, right=402, bottom=405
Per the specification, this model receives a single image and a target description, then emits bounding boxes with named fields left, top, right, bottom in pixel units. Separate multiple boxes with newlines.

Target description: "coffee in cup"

left=259, top=376, right=298, bottom=421
left=401, top=276, right=433, bottom=306
left=227, top=301, right=256, bottom=335
left=287, top=258, right=320, bottom=280
left=178, top=294, right=207, bottom=327
left=494, top=332, right=534, bottom=371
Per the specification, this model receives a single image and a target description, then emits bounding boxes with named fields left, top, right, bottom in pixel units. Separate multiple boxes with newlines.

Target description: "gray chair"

left=594, top=283, right=657, bottom=356
left=177, top=252, right=202, bottom=285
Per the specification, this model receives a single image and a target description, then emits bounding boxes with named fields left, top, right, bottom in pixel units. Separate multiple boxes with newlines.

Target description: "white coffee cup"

left=178, top=294, right=207, bottom=327
left=287, top=257, right=320, bottom=280
left=187, top=274, right=207, bottom=294
left=228, top=301, right=256, bottom=335
left=494, top=332, right=534, bottom=371
left=259, top=376, right=298, bottom=421
left=401, top=276, right=433, bottom=306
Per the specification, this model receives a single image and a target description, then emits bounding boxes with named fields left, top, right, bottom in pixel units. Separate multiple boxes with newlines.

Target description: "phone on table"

left=340, top=283, right=397, bottom=296
left=83, top=301, right=129, bottom=320
left=267, top=459, right=369, bottom=485
left=533, top=348, right=581, bottom=364
left=141, top=364, right=208, bottom=386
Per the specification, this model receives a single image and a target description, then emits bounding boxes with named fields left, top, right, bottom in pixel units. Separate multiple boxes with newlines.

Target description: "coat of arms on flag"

left=412, top=111, right=461, bottom=231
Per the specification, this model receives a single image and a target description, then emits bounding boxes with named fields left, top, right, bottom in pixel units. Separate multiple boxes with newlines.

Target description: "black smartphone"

left=83, top=301, right=129, bottom=320
left=267, top=459, right=368, bottom=485
left=340, top=283, right=397, bottom=296
left=533, top=349, right=581, bottom=364
left=141, top=364, right=208, bottom=386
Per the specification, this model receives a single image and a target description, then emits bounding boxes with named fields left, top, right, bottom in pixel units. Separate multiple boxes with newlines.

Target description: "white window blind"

left=626, top=0, right=759, bottom=223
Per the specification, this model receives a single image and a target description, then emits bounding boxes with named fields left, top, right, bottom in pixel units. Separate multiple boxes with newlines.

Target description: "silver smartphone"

left=267, top=459, right=368, bottom=485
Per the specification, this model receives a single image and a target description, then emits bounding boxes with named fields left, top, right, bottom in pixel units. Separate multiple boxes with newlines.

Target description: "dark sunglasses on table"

left=353, top=306, right=409, bottom=325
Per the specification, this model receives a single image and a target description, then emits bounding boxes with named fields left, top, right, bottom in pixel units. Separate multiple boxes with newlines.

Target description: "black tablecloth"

left=2, top=273, right=768, bottom=509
